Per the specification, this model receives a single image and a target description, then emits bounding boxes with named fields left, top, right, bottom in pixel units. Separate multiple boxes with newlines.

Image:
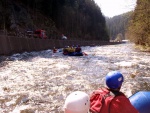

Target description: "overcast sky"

left=94, top=0, right=137, bottom=17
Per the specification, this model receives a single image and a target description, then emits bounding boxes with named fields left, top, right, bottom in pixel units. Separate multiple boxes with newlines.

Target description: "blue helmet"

left=105, top=71, right=124, bottom=89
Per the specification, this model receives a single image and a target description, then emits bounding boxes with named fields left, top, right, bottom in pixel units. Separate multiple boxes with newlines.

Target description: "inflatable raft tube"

left=68, top=52, right=83, bottom=56
left=129, top=91, right=150, bottom=113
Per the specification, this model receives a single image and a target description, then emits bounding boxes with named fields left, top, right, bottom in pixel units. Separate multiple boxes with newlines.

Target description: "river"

left=0, top=42, right=149, bottom=113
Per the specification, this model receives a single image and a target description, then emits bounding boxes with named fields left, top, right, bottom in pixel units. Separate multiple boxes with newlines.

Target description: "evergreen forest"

left=106, top=12, right=132, bottom=41
left=0, top=0, right=109, bottom=41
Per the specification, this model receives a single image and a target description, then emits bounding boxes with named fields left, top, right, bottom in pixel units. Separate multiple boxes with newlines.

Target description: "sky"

left=94, top=0, right=137, bottom=17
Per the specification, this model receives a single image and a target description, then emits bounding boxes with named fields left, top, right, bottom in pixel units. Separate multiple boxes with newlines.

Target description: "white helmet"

left=64, top=91, right=90, bottom=113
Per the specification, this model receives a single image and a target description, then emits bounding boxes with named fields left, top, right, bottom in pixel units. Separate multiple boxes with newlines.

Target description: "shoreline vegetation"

left=134, top=45, right=150, bottom=52
left=127, top=0, right=150, bottom=49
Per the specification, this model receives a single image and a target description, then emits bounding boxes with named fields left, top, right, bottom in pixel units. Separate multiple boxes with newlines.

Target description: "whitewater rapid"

left=0, top=42, right=149, bottom=113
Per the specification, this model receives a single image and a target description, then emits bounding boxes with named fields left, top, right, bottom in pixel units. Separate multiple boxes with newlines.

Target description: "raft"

left=68, top=52, right=83, bottom=56
left=129, top=91, right=150, bottom=113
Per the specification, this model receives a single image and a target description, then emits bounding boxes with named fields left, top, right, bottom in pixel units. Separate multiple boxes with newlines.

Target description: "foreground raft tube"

left=129, top=91, right=150, bottom=113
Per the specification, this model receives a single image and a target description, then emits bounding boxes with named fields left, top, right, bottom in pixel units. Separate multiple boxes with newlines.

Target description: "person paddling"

left=90, top=71, right=139, bottom=113
left=64, top=91, right=90, bottom=113
left=53, top=47, right=57, bottom=53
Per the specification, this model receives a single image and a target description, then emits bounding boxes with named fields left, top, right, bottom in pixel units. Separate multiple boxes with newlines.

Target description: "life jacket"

left=90, top=88, right=124, bottom=113
left=53, top=48, right=57, bottom=53
left=67, top=47, right=75, bottom=53
left=75, top=47, right=81, bottom=52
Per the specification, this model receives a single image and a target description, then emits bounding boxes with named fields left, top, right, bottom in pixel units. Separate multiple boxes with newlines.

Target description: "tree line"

left=0, top=0, right=149, bottom=47
left=106, top=12, right=132, bottom=41
left=106, top=0, right=150, bottom=48
left=127, top=0, right=150, bottom=47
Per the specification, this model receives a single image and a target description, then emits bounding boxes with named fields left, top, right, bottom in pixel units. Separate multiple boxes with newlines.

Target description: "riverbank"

left=134, top=45, right=150, bottom=52
left=0, top=35, right=122, bottom=56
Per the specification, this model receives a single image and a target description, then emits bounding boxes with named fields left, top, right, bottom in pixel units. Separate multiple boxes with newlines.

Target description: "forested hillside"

left=0, top=0, right=109, bottom=41
left=127, top=0, right=150, bottom=48
left=106, top=12, right=132, bottom=41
